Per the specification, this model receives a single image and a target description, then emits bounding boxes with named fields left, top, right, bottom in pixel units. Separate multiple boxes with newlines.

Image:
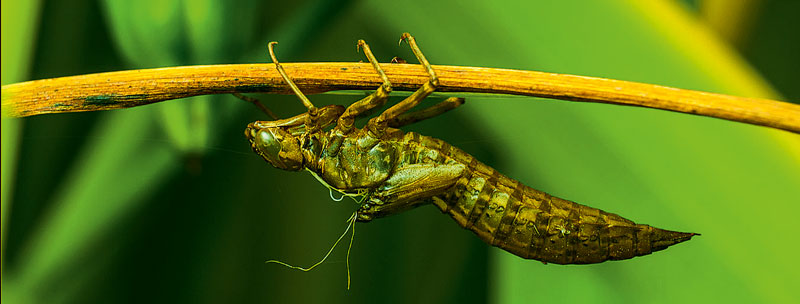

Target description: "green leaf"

left=1, top=0, right=41, bottom=271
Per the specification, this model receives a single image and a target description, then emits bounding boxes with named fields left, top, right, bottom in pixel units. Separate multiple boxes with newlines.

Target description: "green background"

left=2, top=0, right=799, bottom=303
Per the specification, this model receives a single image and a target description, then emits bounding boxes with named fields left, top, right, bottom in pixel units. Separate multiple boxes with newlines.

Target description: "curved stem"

left=2, top=62, right=798, bottom=133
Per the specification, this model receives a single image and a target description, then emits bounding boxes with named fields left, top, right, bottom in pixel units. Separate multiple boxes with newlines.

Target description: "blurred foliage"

left=2, top=0, right=798, bottom=303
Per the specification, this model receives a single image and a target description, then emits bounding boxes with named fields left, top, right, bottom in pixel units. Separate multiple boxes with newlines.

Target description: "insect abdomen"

left=410, top=133, right=697, bottom=264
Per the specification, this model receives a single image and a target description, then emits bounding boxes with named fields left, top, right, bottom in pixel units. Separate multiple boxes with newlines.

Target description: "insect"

left=245, top=33, right=697, bottom=265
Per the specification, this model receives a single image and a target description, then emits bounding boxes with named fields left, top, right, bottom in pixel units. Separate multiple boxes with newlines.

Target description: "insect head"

left=245, top=125, right=304, bottom=171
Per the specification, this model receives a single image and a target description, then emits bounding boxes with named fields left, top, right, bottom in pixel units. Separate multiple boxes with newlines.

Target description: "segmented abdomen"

left=402, top=132, right=696, bottom=264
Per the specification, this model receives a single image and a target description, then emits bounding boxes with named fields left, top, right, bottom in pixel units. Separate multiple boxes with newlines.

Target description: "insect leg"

left=333, top=39, right=393, bottom=135
left=250, top=104, right=344, bottom=129
left=267, top=42, right=321, bottom=131
left=231, top=92, right=279, bottom=120
left=387, top=97, right=465, bottom=128
left=367, top=33, right=438, bottom=137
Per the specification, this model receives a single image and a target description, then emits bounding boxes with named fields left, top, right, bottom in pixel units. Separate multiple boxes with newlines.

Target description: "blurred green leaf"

left=13, top=107, right=177, bottom=296
left=1, top=0, right=41, bottom=276
left=102, top=0, right=204, bottom=153
left=101, top=0, right=186, bottom=67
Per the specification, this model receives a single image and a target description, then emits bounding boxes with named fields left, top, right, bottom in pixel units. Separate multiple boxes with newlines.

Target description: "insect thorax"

left=315, top=130, right=398, bottom=191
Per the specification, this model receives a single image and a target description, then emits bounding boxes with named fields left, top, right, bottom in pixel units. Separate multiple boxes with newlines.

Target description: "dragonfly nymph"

left=244, top=33, right=697, bottom=265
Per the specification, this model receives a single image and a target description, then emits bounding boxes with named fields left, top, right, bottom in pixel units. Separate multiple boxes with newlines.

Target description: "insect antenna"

left=265, top=211, right=359, bottom=290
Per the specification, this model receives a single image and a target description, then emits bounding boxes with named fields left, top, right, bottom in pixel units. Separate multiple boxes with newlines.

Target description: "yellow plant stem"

left=2, top=63, right=799, bottom=133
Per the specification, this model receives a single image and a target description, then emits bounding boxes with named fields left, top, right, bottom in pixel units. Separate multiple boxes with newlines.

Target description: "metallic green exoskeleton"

left=246, top=33, right=697, bottom=264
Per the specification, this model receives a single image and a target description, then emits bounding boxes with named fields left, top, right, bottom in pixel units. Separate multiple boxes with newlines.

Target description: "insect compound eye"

left=248, top=127, right=304, bottom=171
left=254, top=129, right=281, bottom=158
